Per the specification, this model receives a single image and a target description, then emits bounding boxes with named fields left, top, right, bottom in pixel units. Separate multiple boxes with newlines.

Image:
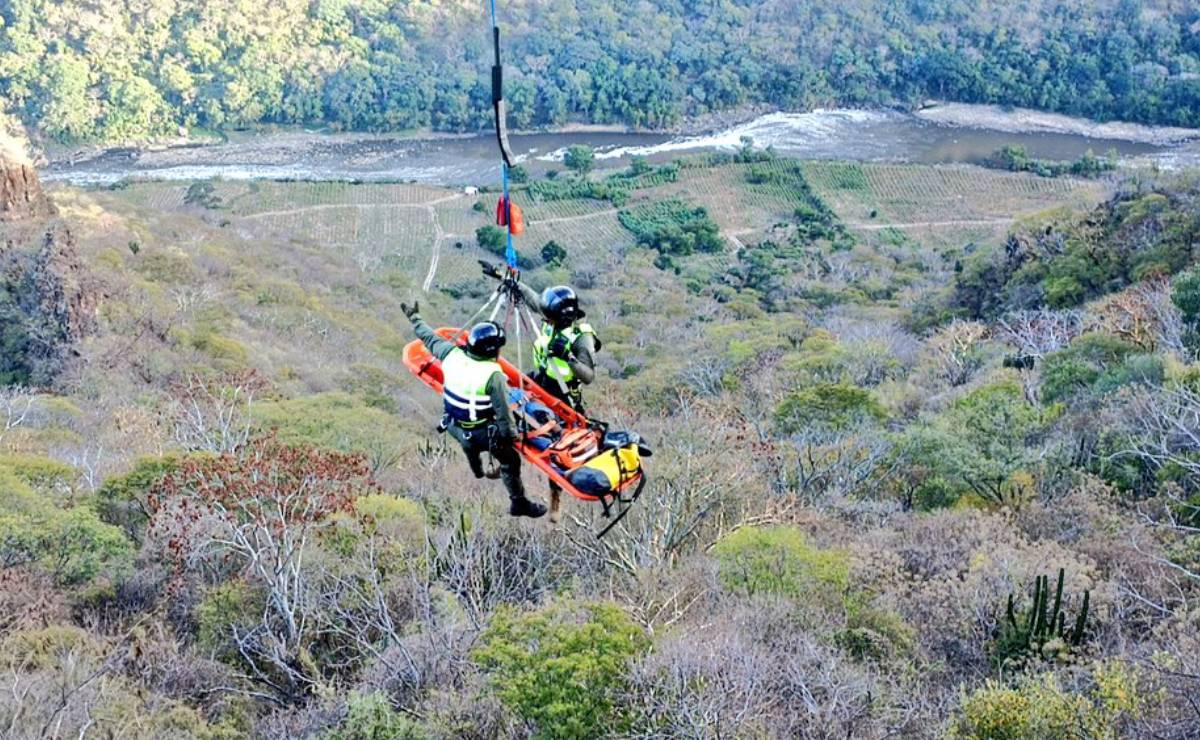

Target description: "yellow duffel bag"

left=567, top=432, right=650, bottom=497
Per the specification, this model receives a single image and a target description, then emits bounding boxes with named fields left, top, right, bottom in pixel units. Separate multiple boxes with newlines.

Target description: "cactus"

left=994, top=568, right=1091, bottom=669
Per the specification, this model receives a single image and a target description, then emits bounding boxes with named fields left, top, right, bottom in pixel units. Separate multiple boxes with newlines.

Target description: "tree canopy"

left=3, top=0, right=1199, bottom=143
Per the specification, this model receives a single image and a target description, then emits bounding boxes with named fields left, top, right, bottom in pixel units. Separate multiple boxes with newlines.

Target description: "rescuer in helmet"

left=402, top=301, right=546, bottom=518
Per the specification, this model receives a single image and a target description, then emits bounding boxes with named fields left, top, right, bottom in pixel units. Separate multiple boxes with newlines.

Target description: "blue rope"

left=502, top=164, right=516, bottom=269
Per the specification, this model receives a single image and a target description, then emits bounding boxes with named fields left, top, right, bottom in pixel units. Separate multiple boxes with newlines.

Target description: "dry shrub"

left=1016, top=478, right=1194, bottom=637
left=564, top=402, right=767, bottom=575
left=854, top=509, right=1108, bottom=682
left=609, top=555, right=721, bottom=634
left=419, top=674, right=514, bottom=739
left=628, top=600, right=914, bottom=738
left=923, top=320, right=990, bottom=388
left=1013, top=477, right=1123, bottom=548
left=353, top=596, right=477, bottom=711
left=424, top=513, right=577, bottom=619
left=254, top=698, right=343, bottom=740
left=115, top=621, right=242, bottom=723
left=0, top=567, right=69, bottom=636
left=147, top=435, right=375, bottom=700
left=0, top=625, right=227, bottom=739
left=1135, top=619, right=1200, bottom=736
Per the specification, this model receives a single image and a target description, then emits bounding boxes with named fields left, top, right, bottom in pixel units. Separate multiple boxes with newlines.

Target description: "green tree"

left=1040, top=333, right=1138, bottom=404
left=774, top=383, right=885, bottom=435
left=563, top=145, right=595, bottom=176
left=0, top=287, right=34, bottom=385
left=473, top=601, right=649, bottom=739
left=100, top=75, right=174, bottom=141
left=95, top=456, right=180, bottom=543
left=476, top=224, right=506, bottom=257
left=541, top=240, right=567, bottom=267
left=0, top=461, right=133, bottom=586
left=712, top=525, right=850, bottom=598
left=950, top=663, right=1146, bottom=739
left=1173, top=267, right=1200, bottom=351
left=910, top=380, right=1051, bottom=506
left=1173, top=267, right=1200, bottom=324
left=38, top=53, right=96, bottom=141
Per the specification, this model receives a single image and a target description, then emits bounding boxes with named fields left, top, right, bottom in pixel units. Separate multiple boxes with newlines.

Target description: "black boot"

left=510, top=495, right=547, bottom=518
left=496, top=449, right=544, bottom=517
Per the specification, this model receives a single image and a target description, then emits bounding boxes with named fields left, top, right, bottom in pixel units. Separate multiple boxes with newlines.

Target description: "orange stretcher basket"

left=403, top=328, right=646, bottom=517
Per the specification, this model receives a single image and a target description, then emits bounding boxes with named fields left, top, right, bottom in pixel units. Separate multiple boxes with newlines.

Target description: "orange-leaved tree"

left=148, top=433, right=375, bottom=699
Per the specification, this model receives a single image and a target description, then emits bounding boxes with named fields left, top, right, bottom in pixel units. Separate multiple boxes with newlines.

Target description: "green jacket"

left=412, top=316, right=515, bottom=439
left=518, top=281, right=596, bottom=385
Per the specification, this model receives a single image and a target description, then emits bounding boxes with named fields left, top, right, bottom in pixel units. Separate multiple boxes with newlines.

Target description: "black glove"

left=547, top=333, right=572, bottom=359
left=401, top=301, right=420, bottom=321
left=479, top=260, right=502, bottom=280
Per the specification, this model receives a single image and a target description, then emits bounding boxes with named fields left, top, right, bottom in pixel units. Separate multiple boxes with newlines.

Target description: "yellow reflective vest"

left=442, top=349, right=502, bottom=427
left=532, top=322, right=595, bottom=386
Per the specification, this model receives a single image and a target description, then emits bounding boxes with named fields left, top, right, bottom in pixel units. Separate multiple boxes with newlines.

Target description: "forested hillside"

left=2, top=0, right=1200, bottom=144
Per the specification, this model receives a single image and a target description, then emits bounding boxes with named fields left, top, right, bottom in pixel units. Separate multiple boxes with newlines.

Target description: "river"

left=42, top=106, right=1200, bottom=187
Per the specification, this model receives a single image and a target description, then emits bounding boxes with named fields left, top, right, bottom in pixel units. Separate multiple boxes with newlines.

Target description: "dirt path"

left=240, top=196, right=1009, bottom=288
left=528, top=209, right=619, bottom=226
left=238, top=202, right=437, bottom=220
left=422, top=208, right=443, bottom=292
left=840, top=214, right=1017, bottom=229
left=232, top=194, right=470, bottom=291
left=724, top=227, right=758, bottom=250
left=422, top=195, right=465, bottom=292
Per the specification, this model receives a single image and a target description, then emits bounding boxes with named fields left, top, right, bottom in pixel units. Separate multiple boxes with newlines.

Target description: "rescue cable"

left=401, top=0, right=648, bottom=537
left=488, top=0, right=518, bottom=271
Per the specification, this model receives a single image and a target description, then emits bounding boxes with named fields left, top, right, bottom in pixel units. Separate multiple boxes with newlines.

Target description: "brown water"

left=43, top=109, right=1180, bottom=187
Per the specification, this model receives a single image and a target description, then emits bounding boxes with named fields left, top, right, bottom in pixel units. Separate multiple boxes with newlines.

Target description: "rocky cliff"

left=0, top=132, right=97, bottom=384
left=0, top=130, right=53, bottom=223
left=0, top=158, right=54, bottom=222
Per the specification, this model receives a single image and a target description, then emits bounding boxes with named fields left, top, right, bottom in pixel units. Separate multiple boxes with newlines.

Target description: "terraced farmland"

left=83, top=158, right=1112, bottom=295
left=640, top=160, right=821, bottom=231
left=222, top=181, right=451, bottom=216
left=520, top=195, right=615, bottom=222
left=803, top=162, right=1107, bottom=229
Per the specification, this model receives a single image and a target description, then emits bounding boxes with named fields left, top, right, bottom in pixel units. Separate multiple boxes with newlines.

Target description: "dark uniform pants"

left=448, top=422, right=525, bottom=500
left=531, top=370, right=584, bottom=509
left=532, top=370, right=585, bottom=414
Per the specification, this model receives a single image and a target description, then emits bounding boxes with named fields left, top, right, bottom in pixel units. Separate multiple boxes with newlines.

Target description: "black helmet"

left=466, top=321, right=506, bottom=359
left=540, top=285, right=585, bottom=326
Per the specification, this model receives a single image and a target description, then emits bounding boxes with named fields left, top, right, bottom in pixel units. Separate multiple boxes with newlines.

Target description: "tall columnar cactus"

left=1000, top=568, right=1091, bottom=666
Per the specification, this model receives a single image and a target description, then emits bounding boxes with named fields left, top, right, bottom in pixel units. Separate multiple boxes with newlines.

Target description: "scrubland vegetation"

left=3, top=146, right=1200, bottom=738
